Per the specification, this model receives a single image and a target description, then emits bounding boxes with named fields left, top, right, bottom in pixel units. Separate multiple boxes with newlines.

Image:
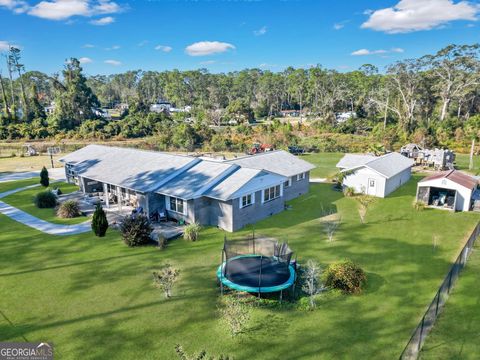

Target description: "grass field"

left=0, top=155, right=64, bottom=174
left=420, top=244, right=480, bottom=360
left=1, top=181, right=87, bottom=225
left=0, top=175, right=478, bottom=359
left=300, top=152, right=344, bottom=179
left=455, top=153, right=480, bottom=175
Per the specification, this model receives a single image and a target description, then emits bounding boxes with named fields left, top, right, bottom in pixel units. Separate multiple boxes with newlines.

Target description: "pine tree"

left=92, top=203, right=108, bottom=237
left=40, top=166, right=49, bottom=187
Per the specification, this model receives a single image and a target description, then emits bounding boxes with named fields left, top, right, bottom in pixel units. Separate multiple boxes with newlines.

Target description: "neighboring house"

left=336, top=152, right=414, bottom=198
left=400, top=143, right=455, bottom=170
left=279, top=110, right=300, bottom=117
left=416, top=170, right=478, bottom=212
left=150, top=101, right=172, bottom=113
left=44, top=102, right=55, bottom=115
left=60, top=145, right=314, bottom=232
left=335, top=111, right=357, bottom=123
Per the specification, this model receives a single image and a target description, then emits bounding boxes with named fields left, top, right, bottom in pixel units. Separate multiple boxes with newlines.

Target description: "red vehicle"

left=249, top=143, right=274, bottom=155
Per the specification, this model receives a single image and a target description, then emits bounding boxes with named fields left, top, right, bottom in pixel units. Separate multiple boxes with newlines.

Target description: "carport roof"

left=419, top=170, right=478, bottom=190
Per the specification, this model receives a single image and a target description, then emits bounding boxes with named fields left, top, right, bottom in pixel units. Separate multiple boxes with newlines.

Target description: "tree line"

left=0, top=44, right=479, bottom=153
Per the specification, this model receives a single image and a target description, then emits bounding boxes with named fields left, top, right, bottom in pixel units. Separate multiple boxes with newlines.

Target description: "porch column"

left=117, top=186, right=122, bottom=210
left=103, top=183, right=110, bottom=208
left=145, top=193, right=150, bottom=216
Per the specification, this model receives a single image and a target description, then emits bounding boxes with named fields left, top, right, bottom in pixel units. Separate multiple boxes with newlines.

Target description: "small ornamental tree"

left=219, top=296, right=250, bottom=337
left=34, top=190, right=57, bottom=208
left=91, top=203, right=108, bottom=237
left=153, top=264, right=180, bottom=299
left=120, top=214, right=152, bottom=246
left=40, top=166, right=49, bottom=187
left=301, top=260, right=326, bottom=309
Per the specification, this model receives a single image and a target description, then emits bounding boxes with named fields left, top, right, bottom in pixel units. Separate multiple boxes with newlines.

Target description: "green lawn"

left=1, top=182, right=87, bottom=225
left=420, top=244, right=480, bottom=360
left=0, top=176, right=478, bottom=359
left=301, top=152, right=344, bottom=179
left=0, top=178, right=40, bottom=194
left=455, top=153, right=480, bottom=175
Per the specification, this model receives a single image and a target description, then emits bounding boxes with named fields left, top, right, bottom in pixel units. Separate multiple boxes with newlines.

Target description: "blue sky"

left=1, top=0, right=479, bottom=75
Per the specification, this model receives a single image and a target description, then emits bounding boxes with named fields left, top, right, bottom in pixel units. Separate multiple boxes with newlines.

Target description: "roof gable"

left=224, top=150, right=315, bottom=177
left=419, top=170, right=477, bottom=189
left=338, top=152, right=413, bottom=178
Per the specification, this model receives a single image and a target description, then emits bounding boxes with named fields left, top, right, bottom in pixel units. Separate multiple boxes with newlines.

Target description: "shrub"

left=174, top=344, right=232, bottom=360
left=57, top=200, right=80, bottom=218
left=34, top=190, right=57, bottom=208
left=120, top=214, right=152, bottom=246
left=152, top=264, right=180, bottom=298
left=324, top=259, right=366, bottom=294
left=183, top=222, right=201, bottom=241
left=343, top=186, right=355, bottom=197
left=414, top=200, right=426, bottom=211
left=55, top=187, right=62, bottom=196
left=40, top=166, right=49, bottom=187
left=91, top=203, right=108, bottom=237
left=157, top=234, right=167, bottom=250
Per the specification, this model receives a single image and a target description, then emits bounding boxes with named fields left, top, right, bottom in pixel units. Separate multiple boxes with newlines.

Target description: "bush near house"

left=120, top=214, right=153, bottom=246
left=324, top=259, right=366, bottom=294
left=40, top=166, right=49, bottom=187
left=34, top=190, right=57, bottom=208
left=184, top=222, right=201, bottom=241
left=57, top=200, right=81, bottom=218
left=92, top=203, right=109, bottom=237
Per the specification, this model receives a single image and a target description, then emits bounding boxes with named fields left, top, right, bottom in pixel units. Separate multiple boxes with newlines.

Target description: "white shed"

left=416, top=170, right=478, bottom=211
left=336, top=152, right=414, bottom=198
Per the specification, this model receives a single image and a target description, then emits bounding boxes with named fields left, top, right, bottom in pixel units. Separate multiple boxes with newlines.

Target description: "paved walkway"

left=0, top=181, right=91, bottom=236
left=310, top=178, right=328, bottom=183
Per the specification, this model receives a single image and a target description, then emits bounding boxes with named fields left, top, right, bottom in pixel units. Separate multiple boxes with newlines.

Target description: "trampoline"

left=217, top=235, right=296, bottom=294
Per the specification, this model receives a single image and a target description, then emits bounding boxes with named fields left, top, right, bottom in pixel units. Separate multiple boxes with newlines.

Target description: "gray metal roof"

left=224, top=150, right=315, bottom=177
left=337, top=152, right=413, bottom=178
left=336, top=154, right=375, bottom=169
left=59, top=145, right=198, bottom=193
left=60, top=145, right=313, bottom=199
left=203, top=168, right=286, bottom=201
left=155, top=161, right=239, bottom=199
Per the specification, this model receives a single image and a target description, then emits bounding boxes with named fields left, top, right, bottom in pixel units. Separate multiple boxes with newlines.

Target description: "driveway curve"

left=0, top=181, right=91, bottom=236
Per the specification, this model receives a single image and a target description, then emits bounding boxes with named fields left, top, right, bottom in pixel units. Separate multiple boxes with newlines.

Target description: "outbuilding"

left=336, top=152, right=414, bottom=198
left=416, top=170, right=478, bottom=211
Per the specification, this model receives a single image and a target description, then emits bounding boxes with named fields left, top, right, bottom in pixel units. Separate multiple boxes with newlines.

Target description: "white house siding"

left=343, top=168, right=387, bottom=197
left=384, top=168, right=412, bottom=197
left=418, top=178, right=473, bottom=211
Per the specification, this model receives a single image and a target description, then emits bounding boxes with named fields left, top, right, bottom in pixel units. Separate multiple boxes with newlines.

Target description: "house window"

left=240, top=194, right=253, bottom=208
left=169, top=196, right=185, bottom=214
left=284, top=178, right=292, bottom=188
left=263, top=185, right=281, bottom=203
left=296, top=172, right=306, bottom=181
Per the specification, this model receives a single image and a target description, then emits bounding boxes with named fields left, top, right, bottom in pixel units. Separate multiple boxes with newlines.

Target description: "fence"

left=400, top=221, right=480, bottom=359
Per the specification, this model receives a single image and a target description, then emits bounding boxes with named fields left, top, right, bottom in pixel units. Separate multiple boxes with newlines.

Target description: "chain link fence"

left=400, top=221, right=480, bottom=360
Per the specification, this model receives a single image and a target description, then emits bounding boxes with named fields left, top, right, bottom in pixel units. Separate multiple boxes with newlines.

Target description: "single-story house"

left=336, top=152, right=414, bottom=198
left=416, top=170, right=479, bottom=211
left=60, top=145, right=315, bottom=232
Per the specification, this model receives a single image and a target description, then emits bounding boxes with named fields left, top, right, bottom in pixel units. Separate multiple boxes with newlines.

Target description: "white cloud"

left=154, top=45, right=172, bottom=52
left=19, top=0, right=123, bottom=22
left=253, top=26, right=267, bottom=36
left=137, top=40, right=149, bottom=47
left=361, top=0, right=479, bottom=33
left=79, top=56, right=93, bottom=63
left=333, top=23, right=344, bottom=30
left=0, top=40, right=20, bottom=51
left=105, top=44, right=120, bottom=50
left=104, top=59, right=121, bottom=66
left=351, top=48, right=404, bottom=56
left=199, top=60, right=216, bottom=65
left=83, top=43, right=95, bottom=48
left=90, top=16, right=115, bottom=25
left=185, top=41, right=235, bottom=56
